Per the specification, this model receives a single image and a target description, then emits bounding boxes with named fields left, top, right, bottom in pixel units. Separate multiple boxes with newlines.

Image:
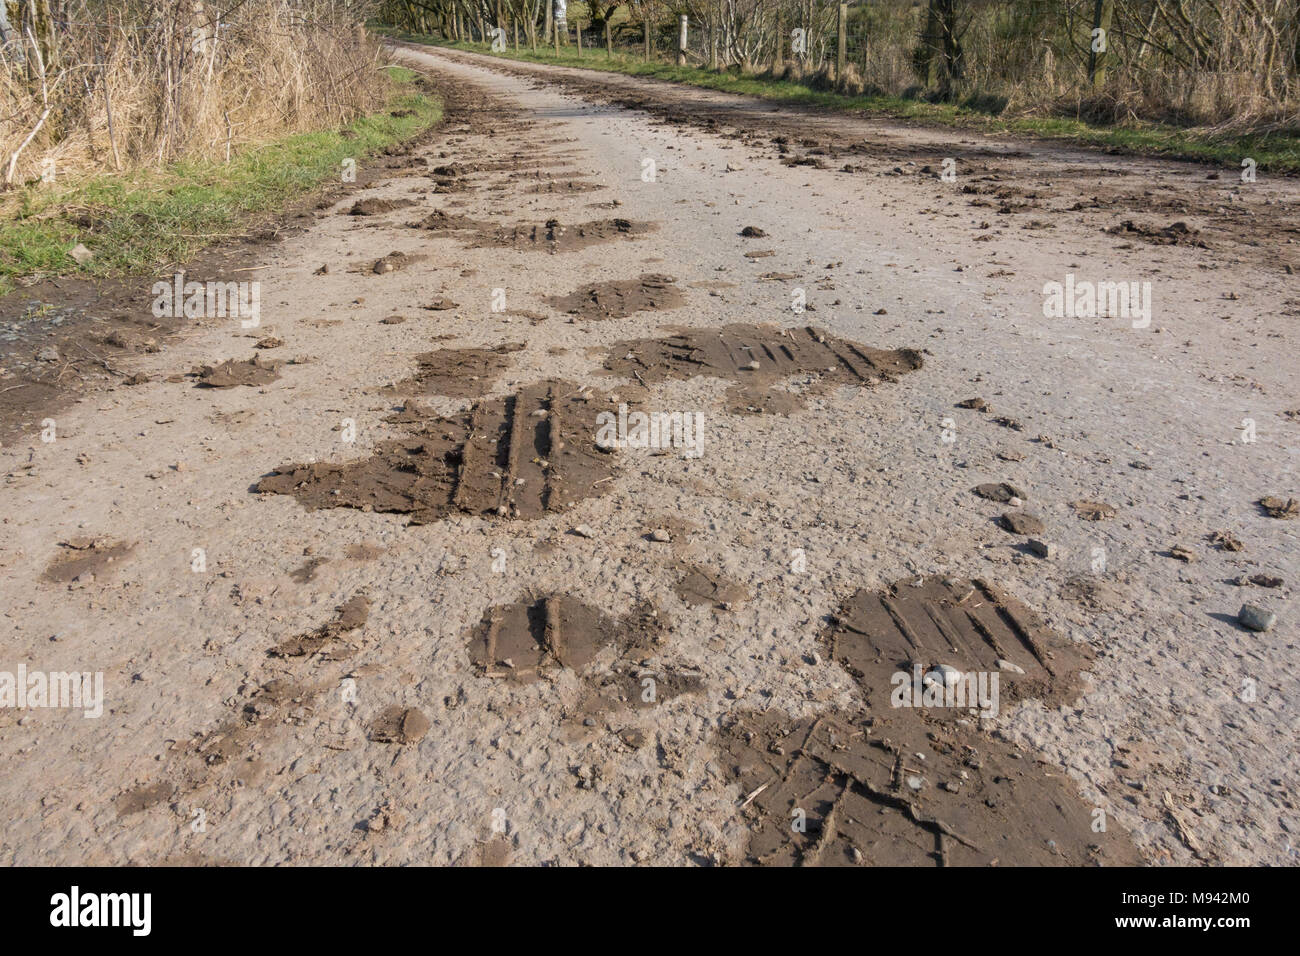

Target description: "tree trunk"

left=1087, top=0, right=1114, bottom=89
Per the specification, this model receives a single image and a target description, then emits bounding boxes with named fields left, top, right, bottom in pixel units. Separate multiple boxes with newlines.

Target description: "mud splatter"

left=269, top=594, right=369, bottom=659
left=480, top=218, right=656, bottom=253
left=524, top=178, right=606, bottom=194
left=369, top=706, right=431, bottom=745
left=1259, top=495, right=1298, bottom=519
left=1107, top=219, right=1208, bottom=248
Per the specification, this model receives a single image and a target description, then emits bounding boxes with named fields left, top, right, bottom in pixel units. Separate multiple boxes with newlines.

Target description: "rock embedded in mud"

left=372, top=250, right=412, bottom=274
left=972, top=482, right=1025, bottom=503
left=1259, top=496, right=1299, bottom=519
left=1026, top=539, right=1056, bottom=559
left=1000, top=511, right=1044, bottom=535
left=1238, top=604, right=1276, bottom=632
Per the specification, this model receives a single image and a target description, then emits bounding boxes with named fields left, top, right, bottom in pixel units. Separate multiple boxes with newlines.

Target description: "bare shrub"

left=1, top=0, right=387, bottom=187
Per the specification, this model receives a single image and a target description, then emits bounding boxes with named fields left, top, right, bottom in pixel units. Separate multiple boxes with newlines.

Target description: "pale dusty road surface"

left=1, top=44, right=1296, bottom=866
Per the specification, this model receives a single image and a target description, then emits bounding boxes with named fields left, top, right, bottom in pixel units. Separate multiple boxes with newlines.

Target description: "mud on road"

left=0, top=45, right=1296, bottom=867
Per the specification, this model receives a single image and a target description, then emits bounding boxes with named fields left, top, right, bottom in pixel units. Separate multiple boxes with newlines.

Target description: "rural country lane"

left=0, top=43, right=1295, bottom=866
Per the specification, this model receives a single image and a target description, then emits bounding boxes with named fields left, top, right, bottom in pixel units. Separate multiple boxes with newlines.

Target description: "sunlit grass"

left=0, top=67, right=441, bottom=295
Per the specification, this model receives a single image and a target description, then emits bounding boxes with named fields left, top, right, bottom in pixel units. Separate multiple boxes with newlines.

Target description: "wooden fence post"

left=837, top=2, right=847, bottom=83
left=678, top=15, right=687, bottom=67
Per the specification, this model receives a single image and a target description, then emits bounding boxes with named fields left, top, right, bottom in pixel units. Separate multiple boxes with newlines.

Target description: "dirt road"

left=1, top=45, right=1295, bottom=866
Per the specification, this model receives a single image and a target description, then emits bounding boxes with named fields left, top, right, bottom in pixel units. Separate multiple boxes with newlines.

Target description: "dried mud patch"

left=545, top=274, right=686, bottom=320
left=115, top=780, right=175, bottom=817
left=43, top=537, right=134, bottom=584
left=466, top=595, right=669, bottom=683
left=258, top=380, right=620, bottom=523
left=715, top=709, right=1140, bottom=866
left=478, top=218, right=656, bottom=253
left=410, top=209, right=496, bottom=233
left=392, top=343, right=524, bottom=399
left=1106, top=219, right=1208, bottom=248
left=347, top=198, right=415, bottom=216
left=368, top=706, right=431, bottom=744
left=603, top=324, right=922, bottom=405
left=193, top=355, right=282, bottom=388
left=524, top=178, right=606, bottom=194
left=675, top=564, right=750, bottom=608
left=702, top=576, right=1142, bottom=865
left=820, top=576, right=1090, bottom=713
left=269, top=594, right=369, bottom=659
left=724, top=382, right=807, bottom=416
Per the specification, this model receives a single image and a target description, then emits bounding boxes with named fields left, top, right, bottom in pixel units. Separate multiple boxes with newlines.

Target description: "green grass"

left=0, top=66, right=442, bottom=295
left=379, top=28, right=1300, bottom=175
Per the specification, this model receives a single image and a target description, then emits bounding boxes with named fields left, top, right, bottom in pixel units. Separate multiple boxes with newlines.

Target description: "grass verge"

left=0, top=66, right=442, bottom=296
left=380, top=30, right=1300, bottom=175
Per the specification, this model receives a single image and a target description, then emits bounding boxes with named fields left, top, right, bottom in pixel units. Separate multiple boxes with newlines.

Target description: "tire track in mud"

left=716, top=576, right=1140, bottom=866
left=258, top=381, right=624, bottom=522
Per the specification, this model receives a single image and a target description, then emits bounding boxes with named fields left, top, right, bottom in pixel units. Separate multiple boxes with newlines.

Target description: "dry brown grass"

left=1, top=0, right=386, bottom=187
